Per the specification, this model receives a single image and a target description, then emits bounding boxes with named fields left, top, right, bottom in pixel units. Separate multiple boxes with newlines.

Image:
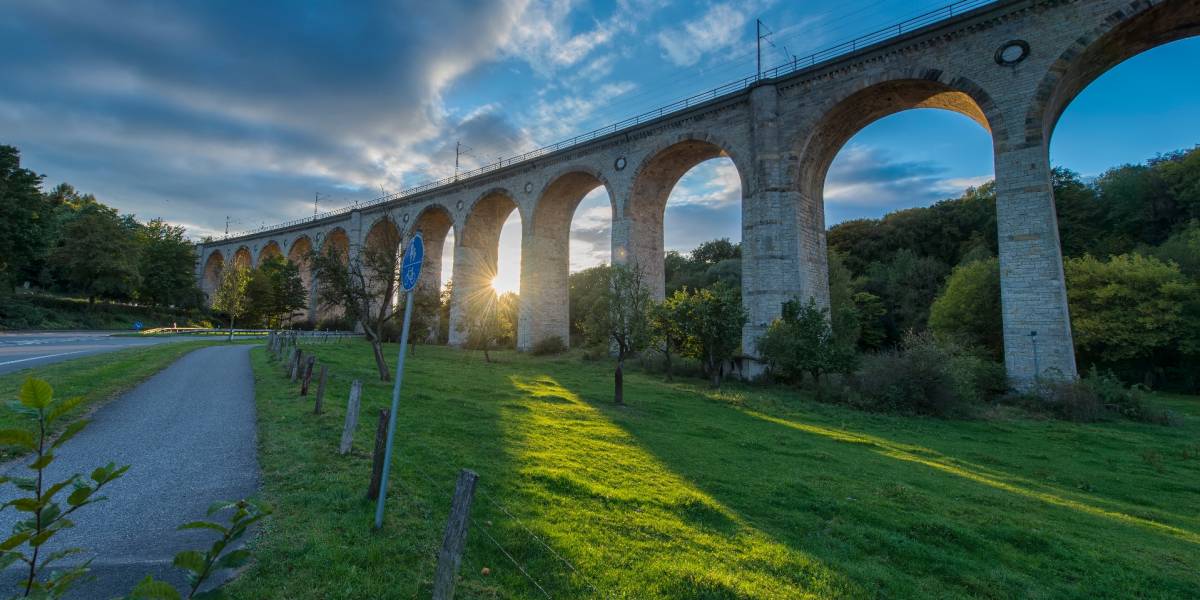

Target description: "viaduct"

left=195, top=0, right=1200, bottom=387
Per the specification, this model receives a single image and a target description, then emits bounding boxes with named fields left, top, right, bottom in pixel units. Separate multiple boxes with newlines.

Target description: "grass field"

left=231, top=341, right=1200, bottom=599
left=0, top=341, right=217, bottom=460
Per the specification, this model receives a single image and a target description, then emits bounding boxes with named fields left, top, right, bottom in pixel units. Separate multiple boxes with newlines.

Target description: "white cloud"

left=656, top=3, right=750, bottom=67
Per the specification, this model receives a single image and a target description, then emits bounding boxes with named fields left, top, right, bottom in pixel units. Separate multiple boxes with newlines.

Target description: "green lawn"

left=231, top=342, right=1200, bottom=599
left=0, top=341, right=217, bottom=460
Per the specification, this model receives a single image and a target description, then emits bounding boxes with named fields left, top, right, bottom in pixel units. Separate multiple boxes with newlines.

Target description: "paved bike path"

left=0, top=344, right=259, bottom=598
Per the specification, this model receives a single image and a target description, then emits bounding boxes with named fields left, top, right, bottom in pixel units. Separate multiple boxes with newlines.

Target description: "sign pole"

left=374, top=232, right=424, bottom=530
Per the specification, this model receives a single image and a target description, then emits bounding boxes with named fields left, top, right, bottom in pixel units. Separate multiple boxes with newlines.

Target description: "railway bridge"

left=196, top=0, right=1200, bottom=386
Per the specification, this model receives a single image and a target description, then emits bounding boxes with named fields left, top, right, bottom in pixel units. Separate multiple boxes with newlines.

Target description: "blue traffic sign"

left=400, top=232, right=424, bottom=292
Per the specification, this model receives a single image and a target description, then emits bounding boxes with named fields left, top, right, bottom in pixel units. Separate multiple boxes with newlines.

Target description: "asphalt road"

left=0, top=344, right=260, bottom=598
left=0, top=331, right=200, bottom=375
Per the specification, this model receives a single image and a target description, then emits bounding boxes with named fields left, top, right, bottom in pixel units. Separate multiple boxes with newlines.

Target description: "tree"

left=49, top=207, right=141, bottom=304
left=136, top=219, right=200, bottom=307
left=456, top=287, right=507, bottom=362
left=691, top=238, right=740, bottom=264
left=649, top=289, right=691, bottom=381
left=0, top=146, right=50, bottom=290
left=1065, top=253, right=1196, bottom=381
left=311, top=230, right=402, bottom=381
left=250, top=255, right=308, bottom=328
left=584, top=263, right=652, bottom=405
left=569, top=265, right=611, bottom=344
left=860, top=249, right=949, bottom=344
left=758, top=298, right=856, bottom=387
left=678, top=283, right=747, bottom=387
left=212, top=264, right=251, bottom=341
left=929, top=257, right=1003, bottom=357
left=404, top=282, right=443, bottom=354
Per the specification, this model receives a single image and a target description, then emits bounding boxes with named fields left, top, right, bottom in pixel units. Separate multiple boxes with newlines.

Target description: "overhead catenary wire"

left=221, top=0, right=996, bottom=240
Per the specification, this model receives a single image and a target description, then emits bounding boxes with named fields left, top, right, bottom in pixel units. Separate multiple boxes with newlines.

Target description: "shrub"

left=847, top=332, right=1006, bottom=417
left=1038, top=369, right=1176, bottom=424
left=531, top=336, right=567, bottom=356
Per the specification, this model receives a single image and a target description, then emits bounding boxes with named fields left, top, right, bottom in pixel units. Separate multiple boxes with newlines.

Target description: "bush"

left=530, top=336, right=567, bottom=356
left=846, top=332, right=1006, bottom=417
left=1038, top=369, right=1176, bottom=424
left=316, top=315, right=356, bottom=332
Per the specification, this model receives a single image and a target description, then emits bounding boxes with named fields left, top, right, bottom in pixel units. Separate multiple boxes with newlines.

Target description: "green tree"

left=690, top=238, right=740, bottom=264
left=929, top=257, right=1003, bottom=357
left=758, top=298, right=856, bottom=387
left=569, top=265, right=611, bottom=344
left=649, top=289, right=691, bottom=381
left=457, top=288, right=507, bottom=363
left=861, top=249, right=948, bottom=344
left=212, top=264, right=251, bottom=341
left=404, top=283, right=443, bottom=354
left=136, top=219, right=201, bottom=308
left=249, top=255, right=307, bottom=328
left=49, top=207, right=141, bottom=304
left=584, top=263, right=652, bottom=405
left=0, top=146, right=50, bottom=290
left=678, top=283, right=747, bottom=387
left=1066, top=254, right=1196, bottom=376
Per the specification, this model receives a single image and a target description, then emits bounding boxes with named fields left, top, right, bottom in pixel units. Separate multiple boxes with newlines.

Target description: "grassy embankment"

left=0, top=341, right=218, bottom=459
left=232, top=341, right=1200, bottom=599
left=0, top=291, right=211, bottom=331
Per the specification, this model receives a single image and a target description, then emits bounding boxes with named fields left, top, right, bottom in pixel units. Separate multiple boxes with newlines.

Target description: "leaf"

left=172, top=549, right=207, bottom=575
left=0, top=429, right=35, bottom=451
left=11, top=476, right=37, bottom=492
left=50, top=419, right=90, bottom=451
left=45, top=396, right=86, bottom=425
left=177, top=521, right=228, bottom=536
left=127, top=575, right=183, bottom=600
left=212, top=548, right=252, bottom=571
left=67, top=487, right=93, bottom=507
left=0, top=531, right=31, bottom=551
left=18, top=378, right=53, bottom=410
left=29, top=453, right=55, bottom=470
left=5, top=498, right=40, bottom=513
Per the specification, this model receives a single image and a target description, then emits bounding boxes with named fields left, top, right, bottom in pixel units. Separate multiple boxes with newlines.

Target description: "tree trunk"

left=371, top=339, right=391, bottom=381
left=483, top=346, right=491, bottom=363
left=228, top=315, right=235, bottom=342
left=664, top=347, right=673, bottom=382
left=614, top=356, right=625, bottom=405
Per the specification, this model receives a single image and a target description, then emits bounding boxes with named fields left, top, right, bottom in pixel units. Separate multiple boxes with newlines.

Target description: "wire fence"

left=220, top=0, right=998, bottom=242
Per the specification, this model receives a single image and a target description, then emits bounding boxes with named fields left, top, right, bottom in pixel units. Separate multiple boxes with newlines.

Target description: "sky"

left=2, top=1, right=1198, bottom=294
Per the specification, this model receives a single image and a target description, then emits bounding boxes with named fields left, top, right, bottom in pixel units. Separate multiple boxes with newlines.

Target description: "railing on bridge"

left=221, top=0, right=996, bottom=241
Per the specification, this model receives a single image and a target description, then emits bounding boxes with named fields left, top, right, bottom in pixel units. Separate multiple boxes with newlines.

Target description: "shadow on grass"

left=557, top=369, right=1200, bottom=598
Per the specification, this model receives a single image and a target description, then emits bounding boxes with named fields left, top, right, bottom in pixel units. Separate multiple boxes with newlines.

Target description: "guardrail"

left=220, top=0, right=996, bottom=242
left=140, top=327, right=360, bottom=338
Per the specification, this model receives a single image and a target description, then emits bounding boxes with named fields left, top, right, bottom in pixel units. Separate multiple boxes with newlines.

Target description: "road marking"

left=0, top=351, right=88, bottom=367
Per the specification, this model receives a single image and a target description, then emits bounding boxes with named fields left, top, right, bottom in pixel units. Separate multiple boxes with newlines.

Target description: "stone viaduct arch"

left=286, top=235, right=315, bottom=322
left=257, top=241, right=283, bottom=266
left=625, top=134, right=749, bottom=301
left=196, top=0, right=1200, bottom=387
left=200, top=251, right=224, bottom=305
left=448, top=189, right=522, bottom=346
left=520, top=167, right=616, bottom=348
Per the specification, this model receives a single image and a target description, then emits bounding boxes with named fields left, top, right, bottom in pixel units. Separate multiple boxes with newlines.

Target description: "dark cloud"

left=0, top=0, right=529, bottom=237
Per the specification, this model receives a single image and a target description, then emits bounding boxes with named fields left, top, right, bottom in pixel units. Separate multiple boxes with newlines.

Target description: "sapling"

left=0, top=378, right=129, bottom=598
left=127, top=498, right=271, bottom=600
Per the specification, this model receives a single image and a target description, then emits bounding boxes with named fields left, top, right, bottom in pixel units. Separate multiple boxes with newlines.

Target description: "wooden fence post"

left=339, top=380, right=362, bottom=454
left=432, top=469, right=480, bottom=600
left=301, top=355, right=317, bottom=395
left=291, top=349, right=304, bottom=382
left=284, top=348, right=297, bottom=376
left=314, top=365, right=329, bottom=414
left=367, top=409, right=390, bottom=500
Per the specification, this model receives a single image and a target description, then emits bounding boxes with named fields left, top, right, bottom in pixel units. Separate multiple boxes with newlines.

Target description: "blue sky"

left=2, top=1, right=1198, bottom=293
